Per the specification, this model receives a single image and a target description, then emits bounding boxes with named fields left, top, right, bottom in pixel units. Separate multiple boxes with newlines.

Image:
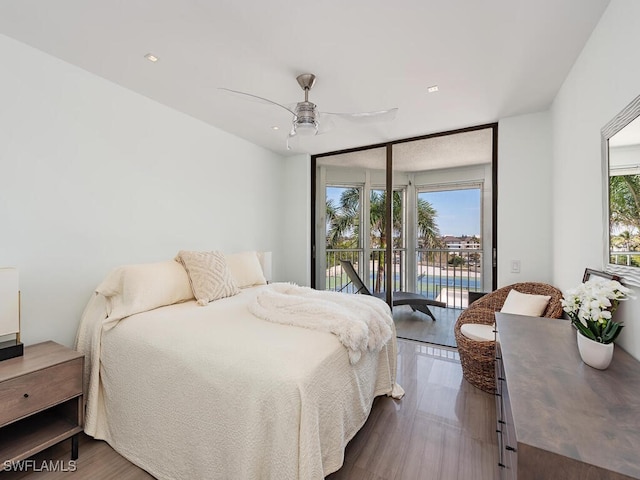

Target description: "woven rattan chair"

left=454, top=282, right=564, bottom=393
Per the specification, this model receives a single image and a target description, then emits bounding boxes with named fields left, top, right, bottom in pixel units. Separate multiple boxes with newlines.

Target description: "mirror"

left=603, top=94, right=640, bottom=286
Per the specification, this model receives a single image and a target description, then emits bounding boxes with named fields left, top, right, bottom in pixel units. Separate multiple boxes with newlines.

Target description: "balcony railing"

left=416, top=249, right=483, bottom=308
left=610, top=252, right=640, bottom=267
left=326, top=248, right=484, bottom=308
left=326, top=249, right=362, bottom=293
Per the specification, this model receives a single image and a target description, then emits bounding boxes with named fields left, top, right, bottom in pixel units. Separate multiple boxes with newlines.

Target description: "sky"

left=419, top=189, right=480, bottom=237
left=327, top=186, right=481, bottom=237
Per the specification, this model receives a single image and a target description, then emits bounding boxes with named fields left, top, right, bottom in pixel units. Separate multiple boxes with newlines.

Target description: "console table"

left=495, top=313, right=640, bottom=480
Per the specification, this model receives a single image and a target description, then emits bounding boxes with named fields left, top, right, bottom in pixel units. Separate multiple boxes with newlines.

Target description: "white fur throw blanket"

left=249, top=283, right=393, bottom=364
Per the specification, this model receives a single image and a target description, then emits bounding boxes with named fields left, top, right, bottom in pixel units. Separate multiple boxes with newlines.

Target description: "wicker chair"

left=454, top=282, right=564, bottom=393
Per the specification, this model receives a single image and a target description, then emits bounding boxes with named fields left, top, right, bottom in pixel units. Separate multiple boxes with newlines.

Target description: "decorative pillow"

left=225, top=251, right=267, bottom=288
left=175, top=250, right=240, bottom=305
left=96, top=260, right=194, bottom=319
left=460, top=323, right=495, bottom=342
left=500, top=289, right=551, bottom=317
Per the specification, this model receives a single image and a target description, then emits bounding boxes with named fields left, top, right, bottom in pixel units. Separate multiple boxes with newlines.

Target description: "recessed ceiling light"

left=144, top=53, right=159, bottom=63
left=427, top=85, right=439, bottom=93
left=271, top=126, right=280, bottom=131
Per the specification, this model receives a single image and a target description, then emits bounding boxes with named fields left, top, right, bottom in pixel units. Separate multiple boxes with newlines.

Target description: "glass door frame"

left=311, top=123, right=499, bottom=305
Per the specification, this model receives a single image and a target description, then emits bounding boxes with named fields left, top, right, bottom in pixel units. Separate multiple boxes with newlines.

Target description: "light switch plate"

left=510, top=260, right=521, bottom=273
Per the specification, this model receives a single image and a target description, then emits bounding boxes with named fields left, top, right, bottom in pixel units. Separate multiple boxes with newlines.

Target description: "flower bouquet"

left=561, top=279, right=632, bottom=344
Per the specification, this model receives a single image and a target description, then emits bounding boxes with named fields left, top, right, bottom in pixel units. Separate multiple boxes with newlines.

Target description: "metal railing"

left=416, top=248, right=483, bottom=309
left=325, top=248, right=406, bottom=294
left=326, top=249, right=362, bottom=293
left=610, top=252, right=640, bottom=267
left=325, top=247, right=483, bottom=309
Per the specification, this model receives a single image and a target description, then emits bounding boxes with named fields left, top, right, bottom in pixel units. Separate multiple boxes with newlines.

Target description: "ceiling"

left=318, top=127, right=493, bottom=172
left=0, top=0, right=610, bottom=157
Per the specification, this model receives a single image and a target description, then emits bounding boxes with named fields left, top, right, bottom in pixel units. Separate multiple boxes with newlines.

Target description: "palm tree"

left=416, top=198, right=440, bottom=248
left=327, top=187, right=440, bottom=291
left=613, top=230, right=633, bottom=252
left=369, top=190, right=395, bottom=292
left=326, top=189, right=360, bottom=250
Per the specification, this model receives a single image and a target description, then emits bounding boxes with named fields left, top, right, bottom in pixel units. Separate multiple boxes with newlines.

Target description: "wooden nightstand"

left=0, top=341, right=84, bottom=464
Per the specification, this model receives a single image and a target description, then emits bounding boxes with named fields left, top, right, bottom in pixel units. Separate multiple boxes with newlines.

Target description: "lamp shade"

left=0, top=267, right=19, bottom=337
left=294, top=122, right=318, bottom=136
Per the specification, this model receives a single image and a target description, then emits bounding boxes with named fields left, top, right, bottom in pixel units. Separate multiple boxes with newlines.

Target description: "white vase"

left=576, top=331, right=614, bottom=370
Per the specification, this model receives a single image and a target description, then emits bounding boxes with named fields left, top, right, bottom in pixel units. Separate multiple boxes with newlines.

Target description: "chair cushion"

left=500, top=289, right=551, bottom=317
left=460, top=323, right=495, bottom=342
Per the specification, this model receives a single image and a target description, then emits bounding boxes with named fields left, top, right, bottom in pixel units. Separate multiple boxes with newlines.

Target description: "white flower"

left=562, top=279, right=634, bottom=343
left=561, top=279, right=633, bottom=324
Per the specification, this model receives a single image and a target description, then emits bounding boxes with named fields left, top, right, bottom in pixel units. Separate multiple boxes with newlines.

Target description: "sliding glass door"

left=415, top=185, right=483, bottom=308
left=312, top=124, right=497, bottom=309
left=315, top=147, right=386, bottom=292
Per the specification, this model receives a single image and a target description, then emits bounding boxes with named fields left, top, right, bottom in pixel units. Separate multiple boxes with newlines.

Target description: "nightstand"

left=0, top=341, right=84, bottom=464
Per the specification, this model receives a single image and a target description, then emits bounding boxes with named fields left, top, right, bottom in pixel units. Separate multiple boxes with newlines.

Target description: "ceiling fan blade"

left=222, top=73, right=397, bottom=152
left=218, top=88, right=297, bottom=116
left=323, top=107, right=399, bottom=123
left=286, top=129, right=300, bottom=151
left=317, top=114, right=336, bottom=135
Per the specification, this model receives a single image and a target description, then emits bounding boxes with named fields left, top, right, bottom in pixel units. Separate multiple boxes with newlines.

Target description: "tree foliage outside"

left=326, top=188, right=440, bottom=250
left=326, top=187, right=360, bottom=250
left=448, top=254, right=466, bottom=266
left=609, top=175, right=640, bottom=266
left=326, top=187, right=441, bottom=291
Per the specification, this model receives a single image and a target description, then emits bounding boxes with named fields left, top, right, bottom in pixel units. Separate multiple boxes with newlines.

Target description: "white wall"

left=498, top=111, right=553, bottom=286
left=551, top=0, right=640, bottom=359
left=0, top=34, right=287, bottom=348
left=7, top=1, right=638, bottom=360
left=281, top=154, right=311, bottom=286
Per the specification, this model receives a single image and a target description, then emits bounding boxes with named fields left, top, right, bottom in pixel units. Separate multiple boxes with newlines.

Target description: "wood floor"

left=2, top=339, right=498, bottom=480
left=393, top=306, right=461, bottom=348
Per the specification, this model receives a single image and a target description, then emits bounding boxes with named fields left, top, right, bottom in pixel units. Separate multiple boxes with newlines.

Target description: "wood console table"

left=495, top=313, right=640, bottom=480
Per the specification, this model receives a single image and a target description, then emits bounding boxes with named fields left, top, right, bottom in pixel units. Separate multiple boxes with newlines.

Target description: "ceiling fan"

left=220, top=73, right=398, bottom=150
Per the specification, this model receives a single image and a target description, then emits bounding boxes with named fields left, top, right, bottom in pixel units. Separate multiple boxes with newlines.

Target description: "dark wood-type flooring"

left=1, top=339, right=498, bottom=480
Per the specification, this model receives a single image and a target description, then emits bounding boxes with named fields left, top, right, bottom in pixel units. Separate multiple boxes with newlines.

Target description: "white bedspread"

left=249, top=283, right=393, bottom=364
left=75, top=284, right=402, bottom=480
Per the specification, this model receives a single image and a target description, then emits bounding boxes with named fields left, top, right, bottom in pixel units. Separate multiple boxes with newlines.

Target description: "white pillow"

left=500, top=289, right=551, bottom=317
left=175, top=250, right=240, bottom=305
left=460, top=323, right=495, bottom=342
left=96, top=260, right=194, bottom=319
left=225, top=251, right=267, bottom=288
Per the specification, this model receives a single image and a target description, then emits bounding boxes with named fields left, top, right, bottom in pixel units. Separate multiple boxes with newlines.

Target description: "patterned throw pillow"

left=175, top=250, right=240, bottom=305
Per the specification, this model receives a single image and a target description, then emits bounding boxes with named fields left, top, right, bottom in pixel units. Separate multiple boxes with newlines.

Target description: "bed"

left=75, top=253, right=402, bottom=480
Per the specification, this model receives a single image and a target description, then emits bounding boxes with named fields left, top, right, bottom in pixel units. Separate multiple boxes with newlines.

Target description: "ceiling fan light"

left=293, top=100, right=319, bottom=136
left=295, top=122, right=318, bottom=136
